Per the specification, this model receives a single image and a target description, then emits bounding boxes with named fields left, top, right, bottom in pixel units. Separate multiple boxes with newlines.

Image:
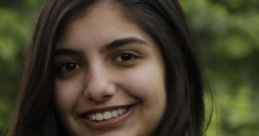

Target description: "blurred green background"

left=0, top=0, right=258, bottom=135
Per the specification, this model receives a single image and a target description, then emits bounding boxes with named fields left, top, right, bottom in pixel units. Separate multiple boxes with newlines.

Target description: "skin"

left=55, top=1, right=166, bottom=136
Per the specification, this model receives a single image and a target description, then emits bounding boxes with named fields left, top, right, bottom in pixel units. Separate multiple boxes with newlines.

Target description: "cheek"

left=55, top=78, right=83, bottom=113
left=121, top=64, right=166, bottom=104
left=121, top=64, right=166, bottom=133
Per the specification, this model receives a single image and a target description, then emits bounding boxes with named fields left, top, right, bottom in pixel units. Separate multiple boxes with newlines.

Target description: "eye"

left=114, top=52, right=138, bottom=62
left=56, top=62, right=80, bottom=76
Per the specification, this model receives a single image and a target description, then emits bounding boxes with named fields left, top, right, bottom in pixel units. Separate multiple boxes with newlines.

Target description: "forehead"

left=57, top=1, right=154, bottom=50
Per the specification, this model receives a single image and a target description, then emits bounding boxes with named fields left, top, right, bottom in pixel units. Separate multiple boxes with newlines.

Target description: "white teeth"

left=103, top=111, right=112, bottom=119
left=89, top=114, right=96, bottom=120
left=96, top=113, right=103, bottom=121
left=112, top=110, right=118, bottom=117
left=118, top=109, right=123, bottom=115
left=86, top=108, right=127, bottom=121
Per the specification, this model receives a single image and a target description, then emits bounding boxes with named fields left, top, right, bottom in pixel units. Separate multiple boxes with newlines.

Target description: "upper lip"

left=77, top=103, right=137, bottom=117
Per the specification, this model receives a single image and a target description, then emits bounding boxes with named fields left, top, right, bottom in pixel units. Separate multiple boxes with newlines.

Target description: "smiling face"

left=54, top=1, right=166, bottom=136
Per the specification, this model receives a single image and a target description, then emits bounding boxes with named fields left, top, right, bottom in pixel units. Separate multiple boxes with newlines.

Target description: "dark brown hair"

left=8, top=0, right=206, bottom=136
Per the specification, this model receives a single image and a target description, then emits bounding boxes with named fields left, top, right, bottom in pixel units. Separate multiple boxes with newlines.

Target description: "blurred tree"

left=0, top=0, right=43, bottom=134
left=181, top=0, right=259, bottom=136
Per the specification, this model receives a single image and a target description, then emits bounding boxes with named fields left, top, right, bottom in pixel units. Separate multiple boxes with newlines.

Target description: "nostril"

left=83, top=84, right=116, bottom=103
left=83, top=69, right=116, bottom=103
left=87, top=94, right=112, bottom=104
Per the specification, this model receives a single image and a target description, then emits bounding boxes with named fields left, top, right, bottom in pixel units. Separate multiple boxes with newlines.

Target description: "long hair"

left=8, top=0, right=205, bottom=136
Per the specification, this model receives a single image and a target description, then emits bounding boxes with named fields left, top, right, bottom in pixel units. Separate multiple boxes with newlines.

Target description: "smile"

left=87, top=108, right=127, bottom=121
left=78, top=103, right=137, bottom=129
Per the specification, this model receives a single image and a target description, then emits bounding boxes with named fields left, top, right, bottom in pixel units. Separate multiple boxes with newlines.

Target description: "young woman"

left=8, top=0, right=205, bottom=136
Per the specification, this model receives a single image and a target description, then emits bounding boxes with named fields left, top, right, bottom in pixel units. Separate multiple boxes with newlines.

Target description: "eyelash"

left=55, top=52, right=141, bottom=77
left=55, top=62, right=80, bottom=77
left=112, top=52, right=141, bottom=66
left=114, top=52, right=138, bottom=62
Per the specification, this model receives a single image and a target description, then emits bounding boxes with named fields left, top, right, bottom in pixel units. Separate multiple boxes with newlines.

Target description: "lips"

left=87, top=107, right=127, bottom=121
left=78, top=103, right=137, bottom=129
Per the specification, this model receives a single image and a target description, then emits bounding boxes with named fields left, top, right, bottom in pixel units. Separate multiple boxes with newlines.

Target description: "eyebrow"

left=55, top=37, right=148, bottom=56
left=55, top=48, right=80, bottom=56
left=102, top=37, right=147, bottom=52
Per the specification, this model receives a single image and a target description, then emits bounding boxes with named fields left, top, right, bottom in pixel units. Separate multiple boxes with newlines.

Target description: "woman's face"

left=55, top=1, right=166, bottom=136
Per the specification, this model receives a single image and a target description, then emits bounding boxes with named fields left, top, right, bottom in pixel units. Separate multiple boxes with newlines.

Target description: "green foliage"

left=0, top=0, right=43, bottom=133
left=181, top=0, right=259, bottom=135
left=0, top=0, right=258, bottom=135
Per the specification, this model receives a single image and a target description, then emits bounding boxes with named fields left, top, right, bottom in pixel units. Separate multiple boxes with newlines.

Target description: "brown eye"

left=56, top=62, right=80, bottom=75
left=114, top=53, right=138, bottom=62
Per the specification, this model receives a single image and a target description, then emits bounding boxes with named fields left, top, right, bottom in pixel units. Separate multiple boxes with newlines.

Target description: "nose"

left=84, top=65, right=116, bottom=103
